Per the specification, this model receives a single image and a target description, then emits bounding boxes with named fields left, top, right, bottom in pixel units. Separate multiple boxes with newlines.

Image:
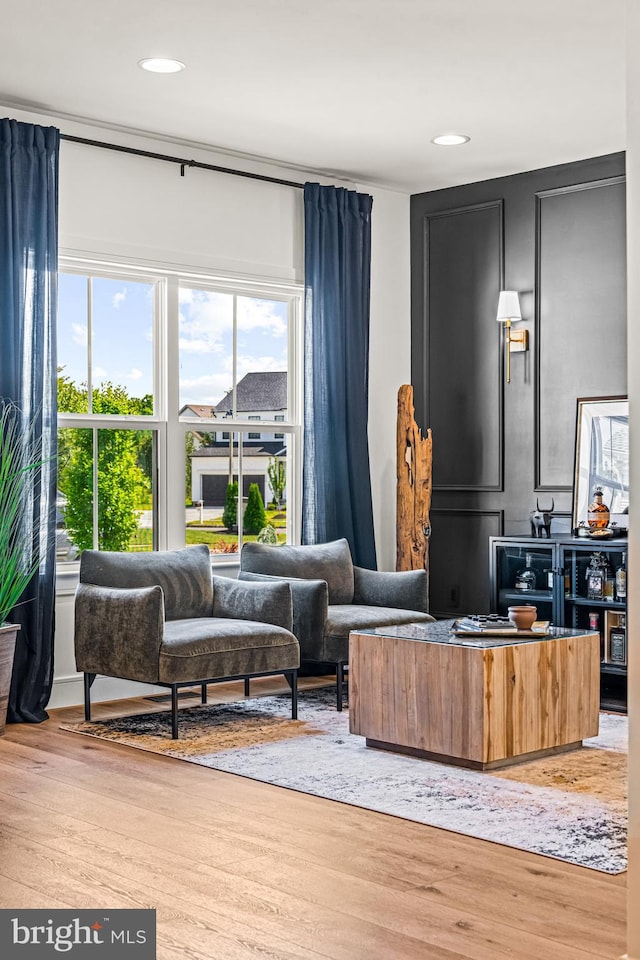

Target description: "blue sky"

left=58, top=275, right=288, bottom=409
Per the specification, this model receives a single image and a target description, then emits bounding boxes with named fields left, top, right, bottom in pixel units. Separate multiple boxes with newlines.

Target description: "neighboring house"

left=190, top=440, right=286, bottom=507
left=213, top=371, right=287, bottom=443
left=186, top=372, right=288, bottom=506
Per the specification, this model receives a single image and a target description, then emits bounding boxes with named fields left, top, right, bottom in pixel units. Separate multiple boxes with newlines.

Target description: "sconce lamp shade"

left=496, top=290, right=522, bottom=322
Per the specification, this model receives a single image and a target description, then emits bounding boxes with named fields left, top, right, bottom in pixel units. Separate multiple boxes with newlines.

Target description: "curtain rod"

left=60, top=133, right=306, bottom=189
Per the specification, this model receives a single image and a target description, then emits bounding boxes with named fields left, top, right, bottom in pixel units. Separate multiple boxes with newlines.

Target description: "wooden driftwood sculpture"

left=396, top=384, right=433, bottom=572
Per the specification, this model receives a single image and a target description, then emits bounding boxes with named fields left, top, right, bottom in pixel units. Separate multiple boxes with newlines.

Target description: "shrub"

left=222, top=482, right=238, bottom=530
left=244, top=483, right=266, bottom=535
left=257, top=523, right=278, bottom=544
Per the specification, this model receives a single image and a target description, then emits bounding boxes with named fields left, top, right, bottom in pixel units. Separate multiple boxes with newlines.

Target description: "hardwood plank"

left=230, top=853, right=621, bottom=960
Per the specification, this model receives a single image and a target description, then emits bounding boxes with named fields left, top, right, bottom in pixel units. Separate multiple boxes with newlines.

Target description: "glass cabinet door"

left=561, top=541, right=627, bottom=653
left=492, top=542, right=555, bottom=622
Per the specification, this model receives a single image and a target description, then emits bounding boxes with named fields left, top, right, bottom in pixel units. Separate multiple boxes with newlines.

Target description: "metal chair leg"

left=201, top=682, right=208, bottom=704
left=336, top=662, right=344, bottom=712
left=290, top=670, right=298, bottom=720
left=171, top=685, right=179, bottom=739
left=83, top=673, right=96, bottom=721
left=244, top=678, right=250, bottom=697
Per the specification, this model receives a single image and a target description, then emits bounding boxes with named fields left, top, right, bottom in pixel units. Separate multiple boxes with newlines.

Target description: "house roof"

left=180, top=404, right=216, bottom=419
left=191, top=441, right=286, bottom=458
left=214, top=372, right=287, bottom=415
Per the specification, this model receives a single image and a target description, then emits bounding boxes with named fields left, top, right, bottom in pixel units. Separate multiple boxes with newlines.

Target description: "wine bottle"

left=615, top=552, right=627, bottom=601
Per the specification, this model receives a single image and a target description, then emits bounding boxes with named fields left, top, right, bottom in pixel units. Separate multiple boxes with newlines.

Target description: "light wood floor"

left=0, top=677, right=626, bottom=960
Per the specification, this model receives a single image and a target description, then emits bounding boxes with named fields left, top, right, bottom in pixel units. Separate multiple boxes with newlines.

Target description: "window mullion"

left=92, top=427, right=99, bottom=550
left=87, top=277, right=93, bottom=414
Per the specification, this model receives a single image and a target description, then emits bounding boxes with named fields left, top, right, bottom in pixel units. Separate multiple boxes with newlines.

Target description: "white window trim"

left=58, top=253, right=304, bottom=563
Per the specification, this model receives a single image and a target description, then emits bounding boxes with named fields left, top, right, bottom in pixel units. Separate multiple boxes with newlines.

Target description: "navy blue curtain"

left=302, top=182, right=376, bottom=569
left=0, top=119, right=59, bottom=723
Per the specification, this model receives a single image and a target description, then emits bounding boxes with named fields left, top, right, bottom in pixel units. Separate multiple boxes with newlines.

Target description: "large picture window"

left=57, top=260, right=302, bottom=563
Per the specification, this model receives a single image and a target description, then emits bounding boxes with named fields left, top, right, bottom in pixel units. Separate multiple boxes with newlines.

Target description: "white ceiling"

left=1, top=0, right=626, bottom=193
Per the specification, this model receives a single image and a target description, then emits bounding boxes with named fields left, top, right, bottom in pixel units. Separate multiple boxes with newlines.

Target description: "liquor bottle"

left=514, top=553, right=537, bottom=591
left=587, top=486, right=610, bottom=529
left=608, top=613, right=627, bottom=665
left=586, top=552, right=606, bottom=600
left=615, top=552, right=627, bottom=601
left=604, top=557, right=615, bottom=602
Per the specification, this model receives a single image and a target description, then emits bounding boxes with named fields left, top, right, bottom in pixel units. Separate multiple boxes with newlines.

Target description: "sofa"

left=74, top=544, right=300, bottom=737
left=240, top=538, right=434, bottom=710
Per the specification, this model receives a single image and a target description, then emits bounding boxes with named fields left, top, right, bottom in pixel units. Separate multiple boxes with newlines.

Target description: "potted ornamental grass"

left=0, top=399, right=47, bottom=735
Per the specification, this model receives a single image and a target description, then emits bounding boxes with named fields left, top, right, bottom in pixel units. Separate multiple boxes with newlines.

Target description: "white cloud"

left=112, top=289, right=127, bottom=309
left=71, top=322, right=87, bottom=346
left=93, top=366, right=108, bottom=378
left=237, top=298, right=287, bottom=338
left=178, top=291, right=287, bottom=357
left=178, top=296, right=230, bottom=355
left=128, top=368, right=143, bottom=381
left=180, top=371, right=232, bottom=406
left=178, top=334, right=225, bottom=355
left=237, top=354, right=287, bottom=378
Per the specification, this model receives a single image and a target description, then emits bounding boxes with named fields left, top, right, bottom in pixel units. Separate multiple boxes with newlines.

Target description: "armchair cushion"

left=353, top=566, right=428, bottom=613
left=324, top=605, right=434, bottom=663
left=241, top=538, right=354, bottom=604
left=160, top=618, right=299, bottom=683
left=79, top=544, right=213, bottom=621
left=212, top=575, right=293, bottom=632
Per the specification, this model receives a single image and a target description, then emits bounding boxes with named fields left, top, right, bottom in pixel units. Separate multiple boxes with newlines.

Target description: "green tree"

left=57, top=376, right=153, bottom=552
left=222, top=481, right=238, bottom=530
left=267, top=456, right=286, bottom=507
left=244, top=483, right=266, bottom=535
left=185, top=432, right=195, bottom=505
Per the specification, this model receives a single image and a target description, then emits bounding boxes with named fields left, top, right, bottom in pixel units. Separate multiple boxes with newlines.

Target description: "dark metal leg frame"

left=83, top=672, right=97, bottom=721
left=83, top=671, right=297, bottom=740
left=168, top=669, right=299, bottom=739
left=336, top=662, right=345, bottom=712
left=287, top=670, right=298, bottom=720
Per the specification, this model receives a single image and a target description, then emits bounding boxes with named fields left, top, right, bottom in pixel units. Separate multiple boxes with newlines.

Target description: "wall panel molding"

left=420, top=199, right=505, bottom=493
left=429, top=507, right=504, bottom=617
left=534, top=176, right=627, bottom=491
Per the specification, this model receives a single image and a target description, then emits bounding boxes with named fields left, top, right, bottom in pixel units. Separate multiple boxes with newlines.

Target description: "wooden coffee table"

left=349, top=620, right=600, bottom=769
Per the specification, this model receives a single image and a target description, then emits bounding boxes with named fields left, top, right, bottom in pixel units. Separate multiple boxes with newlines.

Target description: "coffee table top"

left=356, top=619, right=595, bottom=649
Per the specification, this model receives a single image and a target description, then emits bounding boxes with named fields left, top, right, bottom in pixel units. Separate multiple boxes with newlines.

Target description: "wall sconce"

left=496, top=290, right=528, bottom=383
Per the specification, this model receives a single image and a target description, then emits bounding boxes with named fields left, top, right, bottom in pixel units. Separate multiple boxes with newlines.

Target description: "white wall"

left=625, top=2, right=639, bottom=955
left=0, top=106, right=411, bottom=706
left=363, top=184, right=411, bottom=572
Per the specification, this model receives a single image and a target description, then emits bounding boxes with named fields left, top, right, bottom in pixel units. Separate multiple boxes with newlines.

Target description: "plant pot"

left=0, top=622, right=19, bottom=736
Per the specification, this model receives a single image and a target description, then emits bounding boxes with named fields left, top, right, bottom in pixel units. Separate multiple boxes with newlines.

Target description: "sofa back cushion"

left=240, top=538, right=355, bottom=604
left=79, top=544, right=213, bottom=621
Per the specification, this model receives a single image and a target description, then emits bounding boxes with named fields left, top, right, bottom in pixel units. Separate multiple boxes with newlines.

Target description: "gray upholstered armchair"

left=240, top=538, right=433, bottom=710
left=74, top=544, right=299, bottom=737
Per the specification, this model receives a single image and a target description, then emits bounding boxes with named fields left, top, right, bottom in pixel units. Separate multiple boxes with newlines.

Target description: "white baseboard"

left=47, top=673, right=164, bottom=710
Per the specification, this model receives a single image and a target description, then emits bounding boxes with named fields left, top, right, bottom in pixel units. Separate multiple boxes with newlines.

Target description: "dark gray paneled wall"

left=411, top=154, right=626, bottom=618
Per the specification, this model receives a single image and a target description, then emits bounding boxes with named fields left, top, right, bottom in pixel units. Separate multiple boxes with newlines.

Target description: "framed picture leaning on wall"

left=572, top=396, right=629, bottom=533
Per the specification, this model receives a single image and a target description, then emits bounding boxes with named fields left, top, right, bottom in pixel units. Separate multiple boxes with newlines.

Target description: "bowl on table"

left=507, top=605, right=537, bottom=630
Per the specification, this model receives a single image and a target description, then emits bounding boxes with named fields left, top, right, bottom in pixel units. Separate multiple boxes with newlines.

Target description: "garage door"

left=201, top=474, right=266, bottom=507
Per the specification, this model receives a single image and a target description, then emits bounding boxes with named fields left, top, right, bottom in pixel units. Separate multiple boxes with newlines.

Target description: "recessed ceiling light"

left=431, top=134, right=471, bottom=146
left=138, top=58, right=186, bottom=74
